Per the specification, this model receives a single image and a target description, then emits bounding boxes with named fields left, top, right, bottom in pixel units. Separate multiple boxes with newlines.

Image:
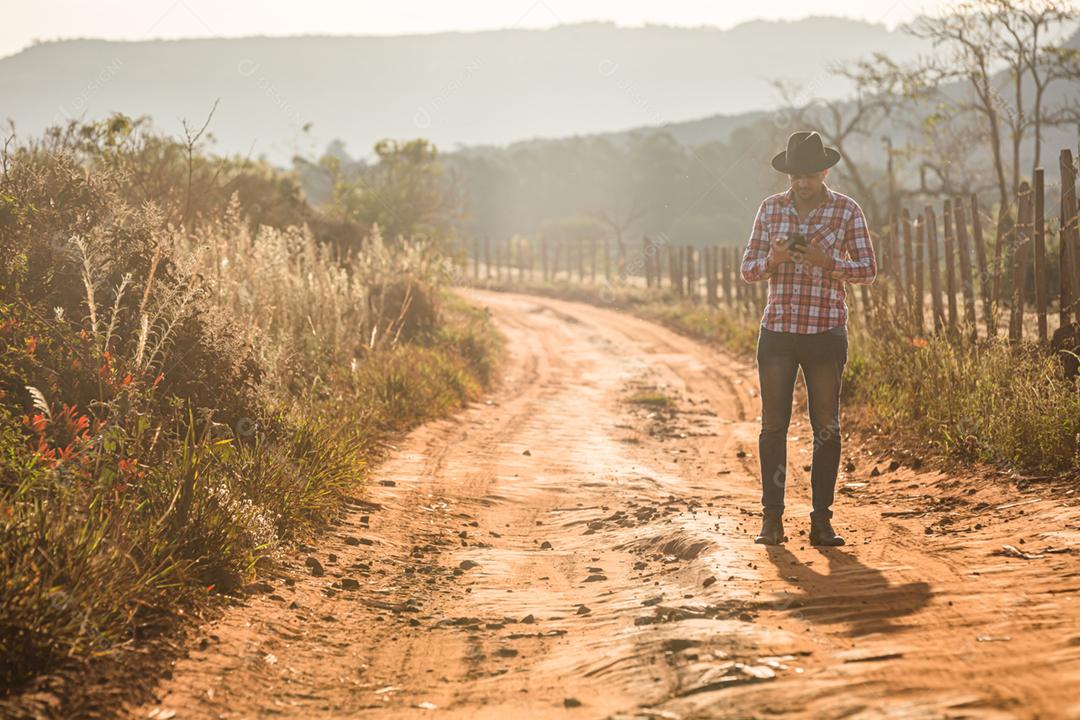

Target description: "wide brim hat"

left=771, top=131, right=841, bottom=174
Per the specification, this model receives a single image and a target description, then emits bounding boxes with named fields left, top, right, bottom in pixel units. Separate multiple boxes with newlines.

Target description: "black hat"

left=771, top=131, right=841, bottom=174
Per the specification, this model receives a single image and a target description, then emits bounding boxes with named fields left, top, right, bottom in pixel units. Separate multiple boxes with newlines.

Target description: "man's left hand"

left=791, top=240, right=833, bottom=270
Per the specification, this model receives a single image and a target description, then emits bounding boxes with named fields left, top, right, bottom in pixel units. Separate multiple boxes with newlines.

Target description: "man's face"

left=789, top=169, right=828, bottom=201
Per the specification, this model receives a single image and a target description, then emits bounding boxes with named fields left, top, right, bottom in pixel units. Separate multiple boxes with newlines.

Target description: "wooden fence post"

left=942, top=199, right=959, bottom=334
left=706, top=247, right=717, bottom=307
left=1062, top=151, right=1080, bottom=328
left=639, top=239, right=648, bottom=289
left=970, top=194, right=994, bottom=338
left=1010, top=181, right=1033, bottom=344
left=603, top=237, right=611, bottom=283
left=1033, top=168, right=1048, bottom=344
left=953, top=197, right=978, bottom=339
left=914, top=213, right=926, bottom=334
left=926, top=206, right=946, bottom=334
left=902, top=209, right=915, bottom=328
left=891, top=215, right=908, bottom=320
left=721, top=247, right=732, bottom=305
left=992, top=205, right=1011, bottom=309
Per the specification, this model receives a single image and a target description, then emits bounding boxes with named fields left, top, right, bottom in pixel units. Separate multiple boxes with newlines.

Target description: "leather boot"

left=809, top=516, right=845, bottom=546
left=754, top=514, right=786, bottom=545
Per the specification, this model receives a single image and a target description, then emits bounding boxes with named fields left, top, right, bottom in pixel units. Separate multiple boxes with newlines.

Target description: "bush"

left=0, top=119, right=498, bottom=701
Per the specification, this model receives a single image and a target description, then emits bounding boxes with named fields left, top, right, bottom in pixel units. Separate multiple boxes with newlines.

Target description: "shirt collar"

left=782, top=184, right=837, bottom=213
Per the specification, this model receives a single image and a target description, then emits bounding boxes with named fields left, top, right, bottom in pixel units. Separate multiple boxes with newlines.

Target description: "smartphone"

left=788, top=231, right=806, bottom=251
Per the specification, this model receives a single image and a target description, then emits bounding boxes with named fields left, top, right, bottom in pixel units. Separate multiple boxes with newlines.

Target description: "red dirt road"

left=134, top=290, right=1080, bottom=720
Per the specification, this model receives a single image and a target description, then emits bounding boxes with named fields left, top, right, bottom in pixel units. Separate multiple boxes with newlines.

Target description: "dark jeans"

left=755, top=324, right=847, bottom=521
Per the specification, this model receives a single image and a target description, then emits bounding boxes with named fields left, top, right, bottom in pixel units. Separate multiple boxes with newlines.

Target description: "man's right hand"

left=766, top=238, right=793, bottom=270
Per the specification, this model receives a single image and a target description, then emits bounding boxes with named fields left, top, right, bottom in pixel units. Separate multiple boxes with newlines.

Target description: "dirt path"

left=133, top=290, right=1080, bottom=720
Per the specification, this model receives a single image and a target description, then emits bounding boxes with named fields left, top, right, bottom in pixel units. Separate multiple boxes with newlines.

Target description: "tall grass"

left=0, top=120, right=499, bottom=699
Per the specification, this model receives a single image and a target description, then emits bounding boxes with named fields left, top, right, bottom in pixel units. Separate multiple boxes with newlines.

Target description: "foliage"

left=0, top=119, right=498, bottom=698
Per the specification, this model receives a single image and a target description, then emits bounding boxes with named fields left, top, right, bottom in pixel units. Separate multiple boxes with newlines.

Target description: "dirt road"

left=134, top=290, right=1080, bottom=720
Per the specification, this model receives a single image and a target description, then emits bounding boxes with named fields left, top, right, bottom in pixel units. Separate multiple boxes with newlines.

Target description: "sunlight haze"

left=5, top=0, right=948, bottom=58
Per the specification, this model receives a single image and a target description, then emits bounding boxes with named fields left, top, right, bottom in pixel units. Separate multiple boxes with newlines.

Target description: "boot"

left=754, top=514, right=786, bottom=545
left=809, top=516, right=845, bottom=546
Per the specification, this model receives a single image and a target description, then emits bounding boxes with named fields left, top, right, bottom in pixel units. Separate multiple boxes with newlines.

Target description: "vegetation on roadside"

left=0, top=115, right=499, bottom=696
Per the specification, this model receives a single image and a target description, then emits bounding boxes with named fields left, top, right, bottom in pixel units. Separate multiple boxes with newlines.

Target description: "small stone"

left=244, top=581, right=274, bottom=595
left=379, top=480, right=396, bottom=487
left=888, top=460, right=901, bottom=472
left=802, top=464, right=812, bottom=471
left=340, top=578, right=360, bottom=590
left=521, top=614, right=536, bottom=624
left=522, top=449, right=532, bottom=456
left=495, top=647, right=519, bottom=657
left=870, top=466, right=881, bottom=477
left=844, top=461, right=856, bottom=472
left=703, top=576, right=717, bottom=588
left=305, top=556, right=325, bottom=577
left=584, top=574, right=607, bottom=582
left=540, top=541, right=553, bottom=550
left=289, top=601, right=301, bottom=609
left=564, top=697, right=582, bottom=708
left=459, top=560, right=480, bottom=571
left=576, top=605, right=591, bottom=615
left=344, top=536, right=361, bottom=546
left=736, top=450, right=747, bottom=458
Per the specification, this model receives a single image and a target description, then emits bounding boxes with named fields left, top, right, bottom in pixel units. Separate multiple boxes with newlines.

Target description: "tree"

left=329, top=138, right=461, bottom=247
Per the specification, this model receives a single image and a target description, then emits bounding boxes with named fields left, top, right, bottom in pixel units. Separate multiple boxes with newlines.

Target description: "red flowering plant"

left=0, top=299, right=163, bottom=492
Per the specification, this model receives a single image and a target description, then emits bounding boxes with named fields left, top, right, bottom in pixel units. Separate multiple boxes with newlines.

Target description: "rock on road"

left=135, top=290, right=1080, bottom=720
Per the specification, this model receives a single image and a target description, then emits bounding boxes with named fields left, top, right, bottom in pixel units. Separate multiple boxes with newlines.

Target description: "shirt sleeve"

left=741, top=201, right=773, bottom=282
left=828, top=203, right=877, bottom=284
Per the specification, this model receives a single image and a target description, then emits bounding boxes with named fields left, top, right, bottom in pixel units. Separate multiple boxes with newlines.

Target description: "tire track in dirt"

left=133, top=290, right=1080, bottom=720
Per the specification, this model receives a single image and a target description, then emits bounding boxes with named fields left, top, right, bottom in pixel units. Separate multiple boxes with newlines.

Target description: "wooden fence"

left=465, top=148, right=1080, bottom=349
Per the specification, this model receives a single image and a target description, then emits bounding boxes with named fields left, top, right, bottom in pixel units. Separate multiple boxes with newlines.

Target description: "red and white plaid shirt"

left=741, top=186, right=877, bottom=334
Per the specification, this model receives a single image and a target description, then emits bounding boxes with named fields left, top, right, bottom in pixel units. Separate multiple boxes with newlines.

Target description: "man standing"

left=741, top=131, right=877, bottom=546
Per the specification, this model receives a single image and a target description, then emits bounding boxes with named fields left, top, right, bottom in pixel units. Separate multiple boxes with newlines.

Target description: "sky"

left=5, top=0, right=949, bottom=58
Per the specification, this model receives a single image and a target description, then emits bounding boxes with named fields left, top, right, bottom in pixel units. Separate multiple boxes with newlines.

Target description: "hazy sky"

left=5, top=0, right=948, bottom=58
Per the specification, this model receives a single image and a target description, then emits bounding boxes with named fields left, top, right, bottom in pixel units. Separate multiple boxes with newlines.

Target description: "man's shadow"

left=761, top=544, right=932, bottom=637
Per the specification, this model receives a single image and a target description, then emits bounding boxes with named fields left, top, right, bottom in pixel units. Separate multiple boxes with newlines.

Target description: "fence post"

left=721, top=247, right=732, bottom=305
left=1060, top=149, right=1080, bottom=328
left=992, top=204, right=1011, bottom=309
left=970, top=194, right=994, bottom=338
left=953, top=197, right=978, bottom=339
left=706, top=247, right=717, bottom=307
left=1033, top=168, right=1048, bottom=344
left=603, top=237, right=611, bottom=283
left=639, top=239, right=648, bottom=289
left=902, top=209, right=915, bottom=328
left=1010, top=181, right=1033, bottom=344
left=942, top=199, right=959, bottom=334
left=890, top=215, right=908, bottom=320
left=926, top=205, right=946, bottom=334
left=914, top=212, right=926, bottom=334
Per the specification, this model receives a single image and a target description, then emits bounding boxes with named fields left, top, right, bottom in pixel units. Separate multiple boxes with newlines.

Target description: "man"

left=740, top=131, right=877, bottom=546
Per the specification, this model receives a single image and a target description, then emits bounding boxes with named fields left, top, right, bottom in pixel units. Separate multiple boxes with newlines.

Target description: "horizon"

left=5, top=0, right=945, bottom=59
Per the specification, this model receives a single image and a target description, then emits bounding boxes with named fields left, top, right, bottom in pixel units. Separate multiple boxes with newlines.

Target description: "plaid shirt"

left=741, top=186, right=877, bottom=334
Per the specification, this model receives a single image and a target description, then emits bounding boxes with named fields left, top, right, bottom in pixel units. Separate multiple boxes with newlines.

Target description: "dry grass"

left=0, top=119, right=499, bottom=702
